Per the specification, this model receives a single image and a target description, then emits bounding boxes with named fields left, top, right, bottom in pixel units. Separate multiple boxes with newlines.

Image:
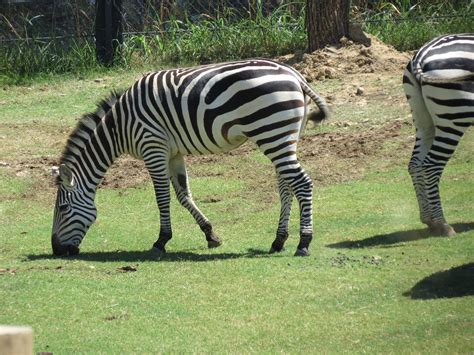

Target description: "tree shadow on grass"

left=404, top=263, right=474, bottom=299
left=326, top=222, right=474, bottom=249
left=26, top=248, right=275, bottom=263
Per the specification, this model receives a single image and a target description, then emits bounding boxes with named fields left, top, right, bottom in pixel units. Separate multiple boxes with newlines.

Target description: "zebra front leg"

left=169, top=155, right=222, bottom=248
left=269, top=176, right=293, bottom=253
left=145, top=152, right=173, bottom=255
left=152, top=181, right=172, bottom=254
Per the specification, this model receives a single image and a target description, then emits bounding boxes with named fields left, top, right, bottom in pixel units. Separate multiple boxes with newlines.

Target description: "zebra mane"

left=59, top=90, right=123, bottom=168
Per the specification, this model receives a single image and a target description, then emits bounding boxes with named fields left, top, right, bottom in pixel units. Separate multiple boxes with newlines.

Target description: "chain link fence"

left=0, top=0, right=472, bottom=79
left=2, top=1, right=472, bottom=42
left=2, top=1, right=472, bottom=43
left=0, top=0, right=303, bottom=42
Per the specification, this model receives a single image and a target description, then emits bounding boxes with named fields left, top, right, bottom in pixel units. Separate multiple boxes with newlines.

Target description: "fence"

left=0, top=0, right=307, bottom=66
left=2, top=1, right=472, bottom=43
left=0, top=0, right=472, bottom=78
left=0, top=1, right=302, bottom=41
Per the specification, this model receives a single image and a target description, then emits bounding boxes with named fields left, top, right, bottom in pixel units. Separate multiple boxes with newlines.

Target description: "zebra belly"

left=179, top=134, right=248, bottom=155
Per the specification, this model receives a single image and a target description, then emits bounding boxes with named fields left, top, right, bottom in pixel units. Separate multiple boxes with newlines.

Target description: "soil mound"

left=278, top=34, right=412, bottom=82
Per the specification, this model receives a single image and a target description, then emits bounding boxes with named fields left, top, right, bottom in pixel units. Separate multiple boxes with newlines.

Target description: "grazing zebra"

left=403, top=34, right=473, bottom=236
left=51, top=59, right=330, bottom=257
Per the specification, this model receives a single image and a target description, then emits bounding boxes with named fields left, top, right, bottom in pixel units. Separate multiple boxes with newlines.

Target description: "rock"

left=339, top=36, right=353, bottom=46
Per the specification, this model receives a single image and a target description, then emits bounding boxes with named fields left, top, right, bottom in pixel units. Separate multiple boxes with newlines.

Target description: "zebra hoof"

left=294, top=248, right=310, bottom=257
left=206, top=230, right=222, bottom=249
left=269, top=247, right=283, bottom=254
left=152, top=246, right=166, bottom=258
left=269, top=234, right=288, bottom=254
left=269, top=246, right=285, bottom=254
left=207, top=239, right=222, bottom=248
left=428, top=222, right=456, bottom=237
left=68, top=245, right=80, bottom=256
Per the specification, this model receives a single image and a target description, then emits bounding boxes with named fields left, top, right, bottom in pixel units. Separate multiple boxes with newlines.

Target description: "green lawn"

left=1, top=71, right=473, bottom=353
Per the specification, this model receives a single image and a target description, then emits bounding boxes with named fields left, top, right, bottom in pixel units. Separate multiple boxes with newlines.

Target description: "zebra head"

left=51, top=164, right=97, bottom=256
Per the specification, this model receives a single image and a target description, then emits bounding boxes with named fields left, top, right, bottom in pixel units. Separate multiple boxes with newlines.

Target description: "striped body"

left=403, top=34, right=473, bottom=235
left=51, top=59, right=329, bottom=256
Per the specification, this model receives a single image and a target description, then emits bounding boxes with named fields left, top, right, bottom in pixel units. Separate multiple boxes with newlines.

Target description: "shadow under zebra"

left=326, top=222, right=474, bottom=249
left=26, top=247, right=275, bottom=263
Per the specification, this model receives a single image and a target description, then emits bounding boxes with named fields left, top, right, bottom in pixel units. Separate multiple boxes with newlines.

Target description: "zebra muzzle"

left=52, top=234, right=80, bottom=256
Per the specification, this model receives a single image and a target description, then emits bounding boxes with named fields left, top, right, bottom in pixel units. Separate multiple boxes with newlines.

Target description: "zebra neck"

left=67, top=116, right=123, bottom=196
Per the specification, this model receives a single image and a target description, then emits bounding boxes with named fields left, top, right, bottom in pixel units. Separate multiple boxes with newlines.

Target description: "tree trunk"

left=306, top=0, right=350, bottom=52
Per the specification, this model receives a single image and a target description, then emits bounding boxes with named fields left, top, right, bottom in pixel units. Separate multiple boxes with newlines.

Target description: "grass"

left=1, top=70, right=473, bottom=353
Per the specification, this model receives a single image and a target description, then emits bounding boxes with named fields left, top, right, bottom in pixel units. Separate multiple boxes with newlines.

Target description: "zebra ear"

left=59, top=164, right=75, bottom=187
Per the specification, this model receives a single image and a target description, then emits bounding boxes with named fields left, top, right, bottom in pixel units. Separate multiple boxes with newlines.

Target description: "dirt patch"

left=278, top=34, right=412, bottom=82
left=3, top=119, right=411, bottom=195
left=299, top=120, right=412, bottom=185
left=100, top=158, right=148, bottom=189
left=302, top=120, right=406, bottom=159
left=6, top=156, right=58, bottom=179
left=330, top=252, right=385, bottom=268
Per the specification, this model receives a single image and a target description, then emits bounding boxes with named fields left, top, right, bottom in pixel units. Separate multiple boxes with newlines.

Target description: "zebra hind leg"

left=277, top=162, right=313, bottom=257
left=420, top=122, right=467, bottom=237
left=419, top=83, right=472, bottom=237
left=254, top=133, right=313, bottom=256
left=269, top=176, right=293, bottom=253
left=292, top=172, right=314, bottom=257
left=404, top=68, right=435, bottom=227
left=408, top=134, right=434, bottom=226
left=169, top=155, right=222, bottom=248
left=421, top=156, right=457, bottom=237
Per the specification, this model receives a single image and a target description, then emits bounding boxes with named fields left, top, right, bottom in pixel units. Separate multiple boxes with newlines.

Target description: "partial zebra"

left=403, top=34, right=473, bottom=236
left=51, top=59, right=329, bottom=257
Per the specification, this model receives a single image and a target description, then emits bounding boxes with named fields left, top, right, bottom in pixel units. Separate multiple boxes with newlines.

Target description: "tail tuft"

left=307, top=107, right=329, bottom=123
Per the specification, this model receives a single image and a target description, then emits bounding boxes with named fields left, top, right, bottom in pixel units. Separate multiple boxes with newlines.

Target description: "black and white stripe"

left=51, top=59, right=329, bottom=256
left=403, top=34, right=473, bottom=236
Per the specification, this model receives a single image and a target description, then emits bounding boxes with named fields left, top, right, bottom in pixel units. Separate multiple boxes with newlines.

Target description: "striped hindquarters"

left=404, top=34, right=474, bottom=138
left=411, top=33, right=474, bottom=83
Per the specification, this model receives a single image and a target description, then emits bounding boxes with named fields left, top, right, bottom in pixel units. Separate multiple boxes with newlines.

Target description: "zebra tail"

left=299, top=80, right=330, bottom=123
left=421, top=73, right=474, bottom=84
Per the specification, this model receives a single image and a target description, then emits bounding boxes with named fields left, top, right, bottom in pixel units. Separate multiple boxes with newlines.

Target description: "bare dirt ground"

left=4, top=34, right=414, bottom=194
